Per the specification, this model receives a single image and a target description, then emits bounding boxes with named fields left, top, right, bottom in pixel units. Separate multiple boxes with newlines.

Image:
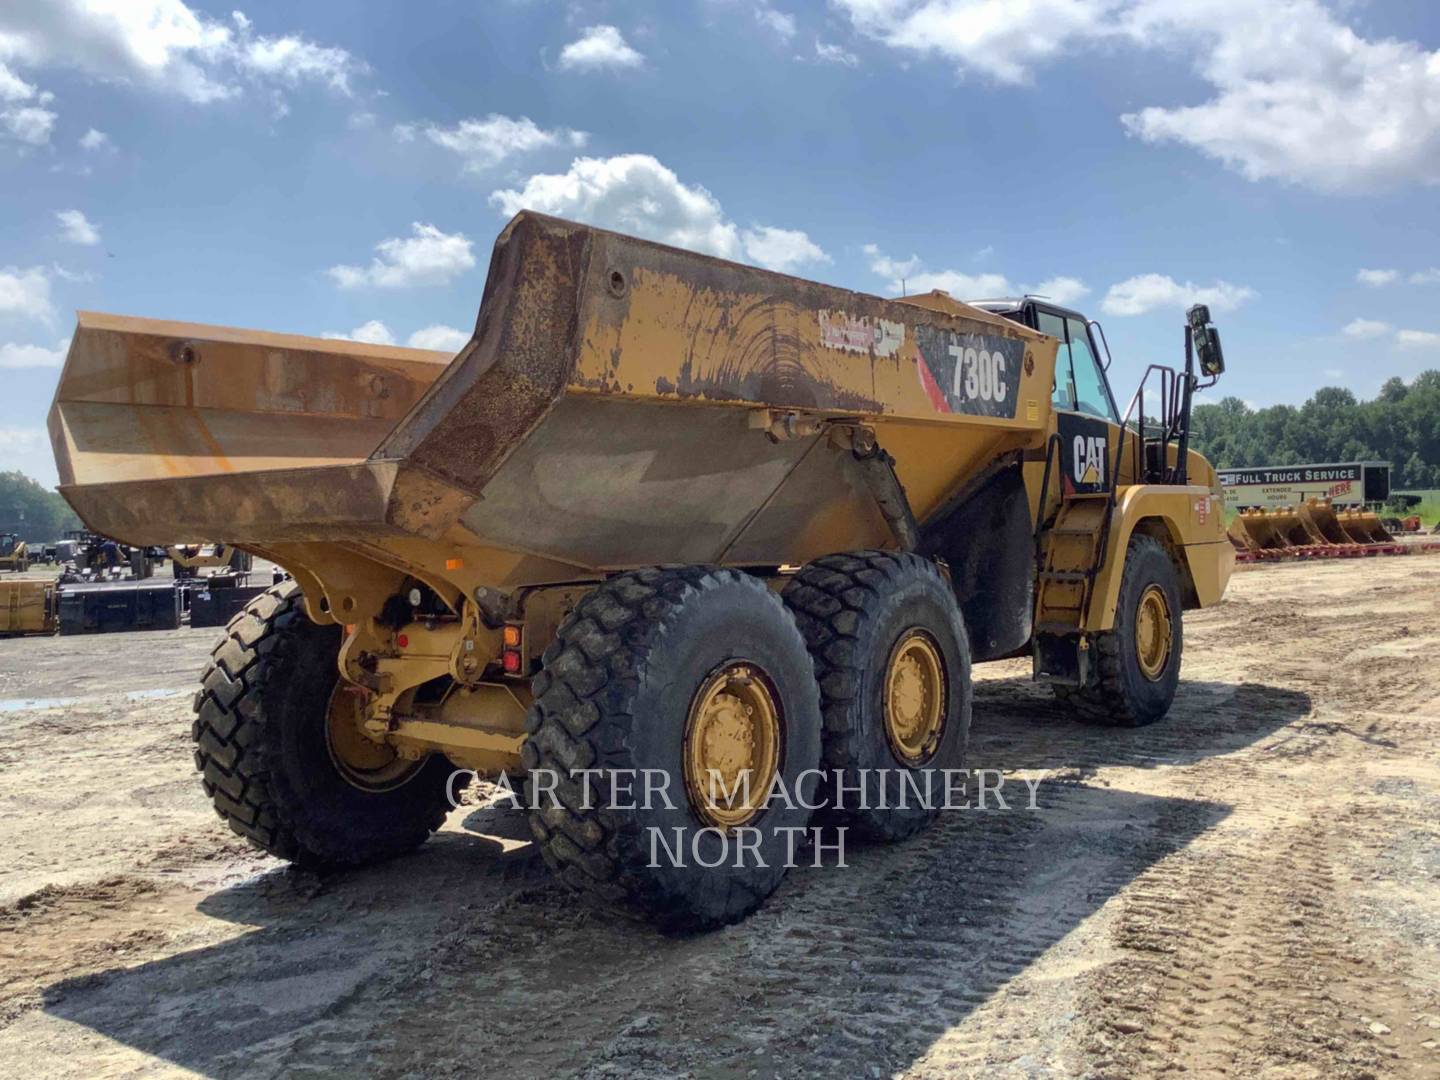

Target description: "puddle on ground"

left=0, top=688, right=189, bottom=714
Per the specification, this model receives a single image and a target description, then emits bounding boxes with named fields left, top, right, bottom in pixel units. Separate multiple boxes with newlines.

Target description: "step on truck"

left=49, top=212, right=1234, bottom=928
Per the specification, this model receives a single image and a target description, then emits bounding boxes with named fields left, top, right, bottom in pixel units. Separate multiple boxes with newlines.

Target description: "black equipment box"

left=58, top=581, right=182, bottom=635
left=189, top=584, right=269, bottom=628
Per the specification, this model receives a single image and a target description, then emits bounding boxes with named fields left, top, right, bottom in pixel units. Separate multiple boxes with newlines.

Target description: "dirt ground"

left=1, top=554, right=1438, bottom=1079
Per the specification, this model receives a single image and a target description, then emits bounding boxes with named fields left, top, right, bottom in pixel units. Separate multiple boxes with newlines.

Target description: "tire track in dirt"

left=3, top=555, right=1439, bottom=1078
left=1082, top=809, right=1429, bottom=1077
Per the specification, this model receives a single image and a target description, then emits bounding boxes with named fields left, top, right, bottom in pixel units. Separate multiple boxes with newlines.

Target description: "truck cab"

left=964, top=295, right=1233, bottom=692
left=968, top=298, right=1120, bottom=422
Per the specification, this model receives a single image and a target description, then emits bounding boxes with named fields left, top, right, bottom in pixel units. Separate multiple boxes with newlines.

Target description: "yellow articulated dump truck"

left=48, top=212, right=1233, bottom=927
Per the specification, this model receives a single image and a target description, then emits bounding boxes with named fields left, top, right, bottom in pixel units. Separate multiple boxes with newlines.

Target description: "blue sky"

left=3, top=0, right=1439, bottom=487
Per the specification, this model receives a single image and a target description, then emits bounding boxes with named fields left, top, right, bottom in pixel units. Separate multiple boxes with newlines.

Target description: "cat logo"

left=1073, top=434, right=1107, bottom=487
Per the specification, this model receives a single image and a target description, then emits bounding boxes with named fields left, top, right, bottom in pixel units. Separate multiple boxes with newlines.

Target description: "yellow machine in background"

left=165, top=542, right=253, bottom=578
left=49, top=212, right=1233, bottom=927
left=0, top=533, right=28, bottom=573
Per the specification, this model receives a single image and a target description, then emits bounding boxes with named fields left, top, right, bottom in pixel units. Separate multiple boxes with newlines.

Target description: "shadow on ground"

left=41, top=680, right=1312, bottom=1077
left=970, top=675, right=1313, bottom=776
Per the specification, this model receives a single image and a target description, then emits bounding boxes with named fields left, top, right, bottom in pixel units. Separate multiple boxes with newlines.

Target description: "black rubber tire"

left=1052, top=534, right=1183, bottom=727
left=521, top=566, right=822, bottom=931
left=782, top=551, right=971, bottom=842
left=192, top=581, right=453, bottom=866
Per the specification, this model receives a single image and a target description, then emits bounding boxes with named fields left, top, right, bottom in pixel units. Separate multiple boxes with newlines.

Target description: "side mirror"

left=1186, top=303, right=1225, bottom=377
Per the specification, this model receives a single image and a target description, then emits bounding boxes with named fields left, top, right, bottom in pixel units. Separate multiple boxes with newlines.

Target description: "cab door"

left=1027, top=303, right=1120, bottom=499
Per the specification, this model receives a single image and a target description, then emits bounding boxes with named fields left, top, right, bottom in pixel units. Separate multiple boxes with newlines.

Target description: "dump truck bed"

left=51, top=212, right=1056, bottom=585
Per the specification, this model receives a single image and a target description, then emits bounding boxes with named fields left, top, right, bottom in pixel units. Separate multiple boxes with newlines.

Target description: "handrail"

left=1121, top=363, right=1185, bottom=485
left=1032, top=432, right=1065, bottom=574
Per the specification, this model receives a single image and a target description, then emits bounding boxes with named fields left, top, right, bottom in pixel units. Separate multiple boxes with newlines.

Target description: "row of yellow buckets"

left=1227, top=498, right=1396, bottom=555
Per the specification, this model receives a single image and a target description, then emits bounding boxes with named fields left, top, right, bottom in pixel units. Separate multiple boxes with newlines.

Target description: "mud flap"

left=1033, top=632, right=1090, bottom=687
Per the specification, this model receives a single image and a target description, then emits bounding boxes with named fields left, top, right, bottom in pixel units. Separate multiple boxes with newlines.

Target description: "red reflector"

left=502, top=650, right=522, bottom=673
left=396, top=633, right=409, bottom=649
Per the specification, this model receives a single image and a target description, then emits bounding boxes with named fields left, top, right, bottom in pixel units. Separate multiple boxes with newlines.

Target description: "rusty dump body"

left=50, top=211, right=1232, bottom=778
left=53, top=213, right=1056, bottom=581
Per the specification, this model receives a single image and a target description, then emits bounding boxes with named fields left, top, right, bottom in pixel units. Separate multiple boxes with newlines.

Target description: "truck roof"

left=966, top=297, right=1093, bottom=324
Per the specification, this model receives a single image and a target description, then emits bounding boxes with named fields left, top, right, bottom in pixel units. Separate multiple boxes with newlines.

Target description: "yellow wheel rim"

left=883, top=631, right=946, bottom=766
left=325, top=685, right=423, bottom=792
left=1134, top=584, right=1173, bottom=681
left=683, top=662, right=782, bottom=830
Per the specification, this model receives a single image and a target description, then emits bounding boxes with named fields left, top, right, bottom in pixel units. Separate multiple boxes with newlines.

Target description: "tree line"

left=0, top=471, right=82, bottom=542
left=1189, top=370, right=1440, bottom=490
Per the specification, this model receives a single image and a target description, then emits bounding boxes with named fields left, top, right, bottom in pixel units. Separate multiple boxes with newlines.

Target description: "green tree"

left=1378, top=377, right=1408, bottom=404
left=1190, top=370, right=1440, bottom=486
left=0, top=471, right=81, bottom=542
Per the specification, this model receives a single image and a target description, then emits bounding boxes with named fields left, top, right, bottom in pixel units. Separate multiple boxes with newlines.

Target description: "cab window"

left=1035, top=311, right=1071, bottom=411
left=1064, top=317, right=1117, bottom=420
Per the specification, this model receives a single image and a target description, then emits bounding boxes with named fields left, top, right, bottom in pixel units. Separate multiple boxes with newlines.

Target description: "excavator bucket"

left=1265, top=506, right=1325, bottom=547
left=1299, top=499, right=1350, bottom=545
left=1227, top=509, right=1290, bottom=551
left=1337, top=509, right=1394, bottom=544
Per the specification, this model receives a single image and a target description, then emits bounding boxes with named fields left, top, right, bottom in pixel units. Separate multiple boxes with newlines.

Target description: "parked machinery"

left=50, top=213, right=1235, bottom=927
left=0, top=532, right=28, bottom=573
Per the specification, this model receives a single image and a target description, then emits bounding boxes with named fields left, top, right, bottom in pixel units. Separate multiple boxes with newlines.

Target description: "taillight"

left=502, top=623, right=524, bottom=675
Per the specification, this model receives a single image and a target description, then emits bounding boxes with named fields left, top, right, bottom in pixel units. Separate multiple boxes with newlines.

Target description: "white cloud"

left=755, top=5, right=797, bottom=42
left=322, top=322, right=470, bottom=352
left=324, top=319, right=395, bottom=345
left=907, top=269, right=1012, bottom=298
left=1409, top=268, right=1440, bottom=285
left=815, top=41, right=860, bottom=66
left=419, top=114, right=587, bottom=174
left=862, top=243, right=1086, bottom=304
left=78, top=127, right=110, bottom=150
left=739, top=226, right=830, bottom=274
left=1341, top=318, right=1391, bottom=340
left=0, top=337, right=68, bottom=368
left=1, top=102, right=55, bottom=145
left=837, top=1, right=1440, bottom=193
left=0, top=60, right=55, bottom=145
left=0, top=2, right=363, bottom=109
left=1323, top=368, right=1342, bottom=379
left=861, top=244, right=921, bottom=289
left=0, top=266, right=53, bottom=322
left=557, top=25, right=643, bottom=71
left=834, top=0, right=1113, bottom=84
left=406, top=324, right=469, bottom=352
left=236, top=28, right=358, bottom=93
left=0, top=59, right=35, bottom=100
left=55, top=209, right=100, bottom=246
left=490, top=154, right=829, bottom=273
left=1119, top=0, right=1440, bottom=193
left=1031, top=276, right=1090, bottom=305
left=1356, top=268, right=1399, bottom=287
left=1100, top=273, right=1255, bottom=317
left=1396, top=329, right=1440, bottom=350
left=0, top=426, right=46, bottom=446
left=0, top=425, right=59, bottom=487
left=327, top=223, right=476, bottom=289
left=862, top=244, right=1008, bottom=296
